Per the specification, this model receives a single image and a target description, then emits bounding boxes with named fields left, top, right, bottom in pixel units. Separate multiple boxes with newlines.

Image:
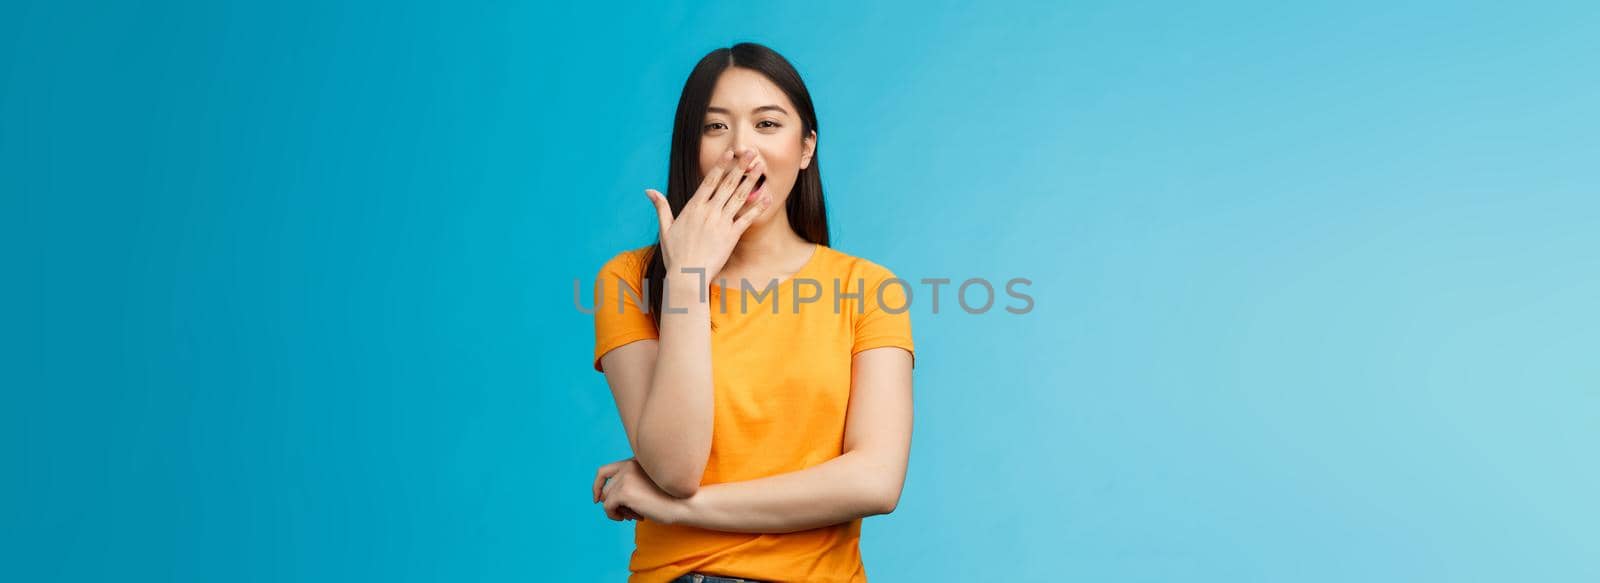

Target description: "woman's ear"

left=800, top=130, right=817, bottom=169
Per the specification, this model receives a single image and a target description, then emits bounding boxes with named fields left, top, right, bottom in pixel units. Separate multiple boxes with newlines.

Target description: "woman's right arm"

left=600, top=271, right=714, bottom=498
left=599, top=147, right=770, bottom=498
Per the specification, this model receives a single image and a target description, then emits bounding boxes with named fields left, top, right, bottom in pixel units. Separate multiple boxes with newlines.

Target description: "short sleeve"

left=852, top=264, right=916, bottom=368
left=592, top=248, right=660, bottom=373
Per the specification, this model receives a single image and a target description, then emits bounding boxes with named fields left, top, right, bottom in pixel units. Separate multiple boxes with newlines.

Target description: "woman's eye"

left=702, top=121, right=778, bottom=132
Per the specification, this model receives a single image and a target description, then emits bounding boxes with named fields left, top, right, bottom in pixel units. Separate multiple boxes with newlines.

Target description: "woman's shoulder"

left=595, top=244, right=657, bottom=283
left=812, top=244, right=902, bottom=283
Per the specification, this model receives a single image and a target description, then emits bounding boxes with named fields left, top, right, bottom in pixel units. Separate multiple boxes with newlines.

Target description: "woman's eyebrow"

left=706, top=105, right=791, bottom=116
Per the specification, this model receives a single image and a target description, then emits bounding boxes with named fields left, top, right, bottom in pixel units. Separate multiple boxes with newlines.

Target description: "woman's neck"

left=726, top=209, right=811, bottom=275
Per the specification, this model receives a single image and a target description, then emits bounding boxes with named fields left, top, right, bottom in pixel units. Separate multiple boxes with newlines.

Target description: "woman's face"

left=698, top=67, right=816, bottom=225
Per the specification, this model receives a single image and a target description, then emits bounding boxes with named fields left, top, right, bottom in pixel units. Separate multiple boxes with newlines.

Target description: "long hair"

left=644, top=42, right=830, bottom=327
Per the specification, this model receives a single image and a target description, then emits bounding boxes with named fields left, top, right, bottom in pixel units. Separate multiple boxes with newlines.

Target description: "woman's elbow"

left=633, top=445, right=707, bottom=498
left=637, top=458, right=702, bottom=498
left=878, top=490, right=902, bottom=515
left=658, top=477, right=700, bottom=499
left=866, top=478, right=904, bottom=516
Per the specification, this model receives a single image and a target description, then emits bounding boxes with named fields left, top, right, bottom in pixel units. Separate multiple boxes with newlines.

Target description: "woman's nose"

left=730, top=127, right=758, bottom=158
left=728, top=144, right=754, bottom=165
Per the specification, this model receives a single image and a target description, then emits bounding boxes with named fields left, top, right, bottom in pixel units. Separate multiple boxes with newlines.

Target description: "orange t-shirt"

left=591, top=242, right=915, bottom=583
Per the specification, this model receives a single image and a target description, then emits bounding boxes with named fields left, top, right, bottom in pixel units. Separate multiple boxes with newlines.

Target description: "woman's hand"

left=646, top=147, right=773, bottom=285
left=593, top=456, right=687, bottom=524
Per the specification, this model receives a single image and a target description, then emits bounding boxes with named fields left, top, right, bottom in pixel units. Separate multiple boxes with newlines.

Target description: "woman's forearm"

left=666, top=450, right=903, bottom=534
left=632, top=272, right=716, bottom=497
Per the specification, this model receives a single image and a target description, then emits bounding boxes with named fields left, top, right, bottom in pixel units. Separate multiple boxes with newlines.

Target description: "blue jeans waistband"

left=669, top=573, right=767, bottom=583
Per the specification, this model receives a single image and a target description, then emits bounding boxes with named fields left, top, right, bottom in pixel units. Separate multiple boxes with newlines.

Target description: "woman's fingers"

left=593, top=461, right=622, bottom=503
left=732, top=192, right=772, bottom=232
left=645, top=189, right=672, bottom=240
left=602, top=482, right=626, bottom=520
left=710, top=149, right=758, bottom=209
left=724, top=158, right=765, bottom=215
left=690, top=150, right=737, bottom=203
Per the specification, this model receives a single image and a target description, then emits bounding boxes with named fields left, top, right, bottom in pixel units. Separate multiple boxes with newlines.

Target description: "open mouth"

left=751, top=174, right=767, bottom=197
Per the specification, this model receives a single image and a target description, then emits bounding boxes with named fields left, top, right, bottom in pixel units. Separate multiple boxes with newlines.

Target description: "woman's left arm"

left=674, top=346, right=912, bottom=533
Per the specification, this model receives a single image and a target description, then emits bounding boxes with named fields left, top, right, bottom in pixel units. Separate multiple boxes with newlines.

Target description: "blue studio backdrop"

left=6, top=1, right=1598, bottom=581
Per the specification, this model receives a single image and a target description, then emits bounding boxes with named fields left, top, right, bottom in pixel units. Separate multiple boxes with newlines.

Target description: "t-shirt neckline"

left=708, top=242, right=823, bottom=296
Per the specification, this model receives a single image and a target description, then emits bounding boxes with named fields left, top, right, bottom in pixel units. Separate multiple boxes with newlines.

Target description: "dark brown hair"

left=644, top=42, right=830, bottom=326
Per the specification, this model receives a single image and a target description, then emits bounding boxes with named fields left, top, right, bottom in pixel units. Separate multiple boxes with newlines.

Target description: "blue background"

left=6, top=1, right=1598, bottom=581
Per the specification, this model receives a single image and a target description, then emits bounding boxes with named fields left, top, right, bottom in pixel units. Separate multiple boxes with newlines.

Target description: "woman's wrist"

left=660, top=494, right=695, bottom=526
left=663, top=271, right=713, bottom=310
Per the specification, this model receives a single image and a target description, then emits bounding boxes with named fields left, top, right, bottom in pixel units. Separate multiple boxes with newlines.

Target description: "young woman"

left=590, top=43, right=915, bottom=583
